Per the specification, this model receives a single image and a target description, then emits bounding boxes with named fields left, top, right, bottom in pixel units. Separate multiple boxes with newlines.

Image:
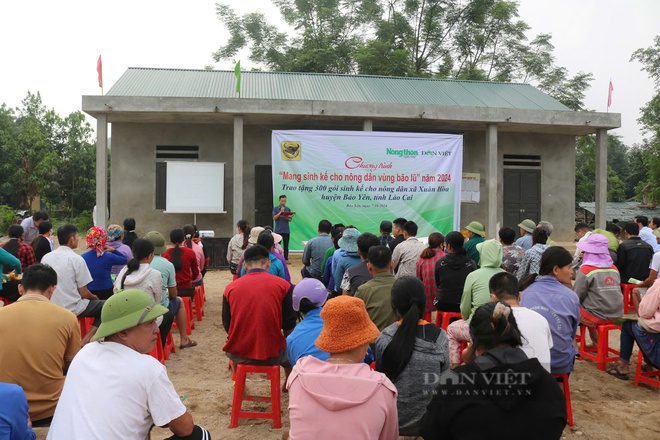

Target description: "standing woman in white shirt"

left=227, top=220, right=250, bottom=275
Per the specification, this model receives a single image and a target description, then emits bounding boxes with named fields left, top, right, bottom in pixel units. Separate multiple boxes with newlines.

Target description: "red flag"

left=607, top=79, right=613, bottom=108
left=97, top=55, right=103, bottom=89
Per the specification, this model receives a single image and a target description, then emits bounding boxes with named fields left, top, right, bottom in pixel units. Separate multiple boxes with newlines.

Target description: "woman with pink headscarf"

left=81, top=226, right=128, bottom=300
left=573, top=233, right=623, bottom=346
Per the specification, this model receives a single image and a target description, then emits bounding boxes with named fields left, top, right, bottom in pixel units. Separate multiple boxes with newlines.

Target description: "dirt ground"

left=33, top=255, right=659, bottom=440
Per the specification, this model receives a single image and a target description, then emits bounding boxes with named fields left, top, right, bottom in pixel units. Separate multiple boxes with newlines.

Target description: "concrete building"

left=82, top=68, right=619, bottom=257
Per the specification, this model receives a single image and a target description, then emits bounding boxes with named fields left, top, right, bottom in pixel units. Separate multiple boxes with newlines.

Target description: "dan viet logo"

left=386, top=148, right=418, bottom=158
left=282, top=141, right=301, bottom=161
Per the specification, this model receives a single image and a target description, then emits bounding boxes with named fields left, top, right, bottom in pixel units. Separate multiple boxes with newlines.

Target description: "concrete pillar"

left=363, top=119, right=373, bottom=131
left=94, top=115, right=108, bottom=227
left=233, top=115, right=244, bottom=225
left=595, top=128, right=608, bottom=229
left=486, top=124, right=498, bottom=238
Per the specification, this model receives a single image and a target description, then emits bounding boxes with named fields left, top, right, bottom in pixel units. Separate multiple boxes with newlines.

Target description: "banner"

left=272, top=130, right=463, bottom=251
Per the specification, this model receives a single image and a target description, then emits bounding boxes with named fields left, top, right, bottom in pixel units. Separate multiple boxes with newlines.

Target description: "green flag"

left=234, top=61, right=241, bottom=94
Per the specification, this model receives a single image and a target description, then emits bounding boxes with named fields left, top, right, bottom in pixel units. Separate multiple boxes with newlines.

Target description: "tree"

left=0, top=104, right=19, bottom=205
left=57, top=112, right=96, bottom=217
left=630, top=36, right=660, bottom=202
left=575, top=134, right=630, bottom=202
left=360, top=0, right=463, bottom=76
left=213, top=0, right=382, bottom=73
left=213, top=0, right=593, bottom=110
left=0, top=93, right=97, bottom=217
left=13, top=92, right=61, bottom=210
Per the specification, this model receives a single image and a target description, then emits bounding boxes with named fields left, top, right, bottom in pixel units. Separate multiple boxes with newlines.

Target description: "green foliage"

left=629, top=36, right=660, bottom=203
left=0, top=205, right=17, bottom=236
left=575, top=134, right=639, bottom=202
left=631, top=36, right=660, bottom=90
left=0, top=92, right=97, bottom=218
left=213, top=0, right=593, bottom=110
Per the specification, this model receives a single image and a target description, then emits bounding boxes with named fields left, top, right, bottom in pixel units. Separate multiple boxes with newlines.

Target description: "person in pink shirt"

left=285, top=295, right=398, bottom=440
left=183, top=224, right=205, bottom=286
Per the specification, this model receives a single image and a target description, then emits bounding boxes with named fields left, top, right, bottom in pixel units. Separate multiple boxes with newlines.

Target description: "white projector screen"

left=165, top=161, right=226, bottom=213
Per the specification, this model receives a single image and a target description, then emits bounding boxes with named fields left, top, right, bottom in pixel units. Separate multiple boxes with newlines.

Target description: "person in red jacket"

left=222, top=245, right=296, bottom=389
left=162, top=229, right=199, bottom=298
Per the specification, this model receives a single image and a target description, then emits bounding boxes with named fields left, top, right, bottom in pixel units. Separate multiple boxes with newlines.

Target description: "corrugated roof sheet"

left=106, top=68, right=570, bottom=111
left=578, top=202, right=660, bottom=222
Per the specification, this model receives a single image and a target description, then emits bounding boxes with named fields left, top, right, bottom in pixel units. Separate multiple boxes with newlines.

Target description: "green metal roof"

left=107, top=68, right=570, bottom=111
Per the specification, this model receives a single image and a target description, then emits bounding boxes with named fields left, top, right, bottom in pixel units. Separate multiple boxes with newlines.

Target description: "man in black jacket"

left=616, top=222, right=654, bottom=282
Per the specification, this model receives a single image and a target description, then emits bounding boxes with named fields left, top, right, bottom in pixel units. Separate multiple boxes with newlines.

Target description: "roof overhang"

left=82, top=95, right=621, bottom=135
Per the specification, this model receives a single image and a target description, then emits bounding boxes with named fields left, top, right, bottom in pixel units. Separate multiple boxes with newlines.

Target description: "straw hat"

left=93, top=290, right=168, bottom=340
left=315, top=296, right=380, bottom=354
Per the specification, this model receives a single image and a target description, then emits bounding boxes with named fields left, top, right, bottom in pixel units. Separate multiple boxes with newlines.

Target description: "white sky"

left=0, top=0, right=658, bottom=146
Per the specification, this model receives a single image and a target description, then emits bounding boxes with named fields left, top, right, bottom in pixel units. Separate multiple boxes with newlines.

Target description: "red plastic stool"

left=435, top=311, right=462, bottom=331
left=620, top=283, right=636, bottom=314
left=633, top=350, right=660, bottom=389
left=148, top=333, right=165, bottom=364
left=578, top=323, right=620, bottom=371
left=230, top=364, right=281, bottom=428
left=422, top=311, right=432, bottom=322
left=180, top=297, right=194, bottom=334
left=459, top=340, right=469, bottom=364
left=77, top=317, right=95, bottom=339
left=228, top=360, right=237, bottom=381
left=193, top=286, right=204, bottom=322
left=163, top=331, right=176, bottom=360
left=553, top=374, right=573, bottom=426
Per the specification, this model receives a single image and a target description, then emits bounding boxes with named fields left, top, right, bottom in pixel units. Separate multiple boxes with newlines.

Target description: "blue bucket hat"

left=338, top=228, right=360, bottom=252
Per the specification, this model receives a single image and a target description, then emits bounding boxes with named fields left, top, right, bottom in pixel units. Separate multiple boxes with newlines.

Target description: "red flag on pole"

left=97, top=55, right=103, bottom=89
left=607, top=79, right=614, bottom=109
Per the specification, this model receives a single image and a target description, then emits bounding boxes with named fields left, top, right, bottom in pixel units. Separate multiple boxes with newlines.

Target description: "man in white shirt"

left=42, top=224, right=103, bottom=344
left=47, top=289, right=210, bottom=440
left=391, top=221, right=425, bottom=278
left=489, top=272, right=553, bottom=372
left=636, top=215, right=660, bottom=252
